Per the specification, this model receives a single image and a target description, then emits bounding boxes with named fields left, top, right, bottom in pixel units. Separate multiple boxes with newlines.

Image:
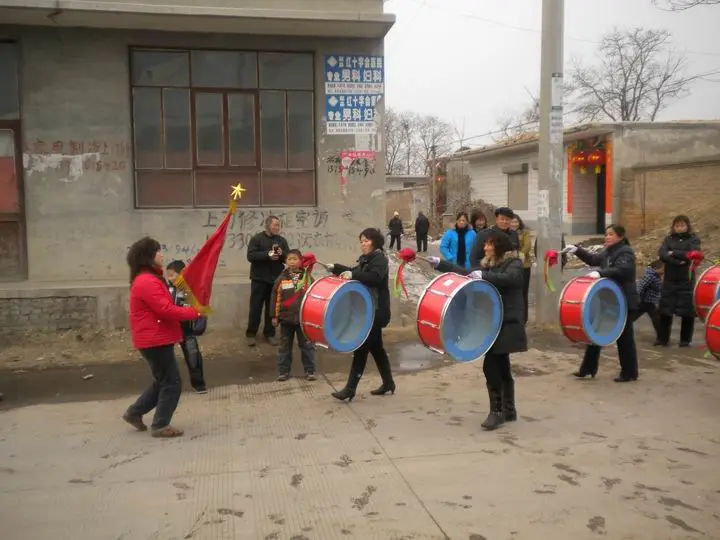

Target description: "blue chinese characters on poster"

left=324, top=55, right=385, bottom=135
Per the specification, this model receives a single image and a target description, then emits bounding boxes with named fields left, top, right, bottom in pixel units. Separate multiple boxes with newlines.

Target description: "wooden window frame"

left=129, top=47, right=316, bottom=209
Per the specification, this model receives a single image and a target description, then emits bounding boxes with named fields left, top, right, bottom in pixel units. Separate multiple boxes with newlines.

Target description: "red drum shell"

left=559, top=276, right=628, bottom=347
left=300, top=276, right=343, bottom=348
left=694, top=265, right=720, bottom=321
left=416, top=273, right=470, bottom=354
left=705, top=300, right=720, bottom=361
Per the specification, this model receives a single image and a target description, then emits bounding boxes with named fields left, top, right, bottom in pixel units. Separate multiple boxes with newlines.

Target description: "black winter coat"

left=574, top=242, right=639, bottom=311
left=388, top=217, right=404, bottom=236
left=415, top=215, right=430, bottom=236
left=658, top=232, right=701, bottom=318
left=469, top=226, right=520, bottom=268
left=333, top=249, right=391, bottom=328
left=437, top=253, right=528, bottom=355
left=246, top=231, right=290, bottom=283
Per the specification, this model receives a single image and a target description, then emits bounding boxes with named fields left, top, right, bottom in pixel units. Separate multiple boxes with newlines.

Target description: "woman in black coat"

left=564, top=224, right=639, bottom=383
left=656, top=215, right=701, bottom=347
left=327, top=228, right=394, bottom=401
left=428, top=230, right=527, bottom=431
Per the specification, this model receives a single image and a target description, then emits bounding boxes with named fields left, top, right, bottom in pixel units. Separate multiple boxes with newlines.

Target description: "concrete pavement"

left=1, top=341, right=719, bottom=540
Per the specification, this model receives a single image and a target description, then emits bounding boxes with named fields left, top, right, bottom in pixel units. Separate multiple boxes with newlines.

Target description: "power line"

left=399, top=0, right=720, bottom=58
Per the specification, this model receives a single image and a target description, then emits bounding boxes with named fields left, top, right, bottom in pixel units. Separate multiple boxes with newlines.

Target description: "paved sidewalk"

left=1, top=346, right=719, bottom=540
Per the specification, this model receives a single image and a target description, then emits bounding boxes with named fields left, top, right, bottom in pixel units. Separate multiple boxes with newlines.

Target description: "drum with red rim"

left=299, top=276, right=374, bottom=353
left=416, top=272, right=503, bottom=363
left=559, top=276, right=628, bottom=346
left=705, top=300, right=720, bottom=361
left=694, top=265, right=720, bottom=321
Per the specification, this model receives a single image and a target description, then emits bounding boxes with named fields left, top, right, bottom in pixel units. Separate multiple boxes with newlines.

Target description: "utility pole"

left=430, top=144, right=437, bottom=233
left=535, top=0, right=565, bottom=325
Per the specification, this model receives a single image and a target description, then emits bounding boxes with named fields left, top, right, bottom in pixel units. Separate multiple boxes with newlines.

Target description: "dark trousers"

left=246, top=279, right=275, bottom=338
left=483, top=353, right=513, bottom=390
left=278, top=322, right=316, bottom=375
left=180, top=335, right=206, bottom=390
left=416, top=234, right=428, bottom=253
left=657, top=314, right=695, bottom=345
left=521, top=267, right=531, bottom=324
left=346, top=324, right=393, bottom=389
left=580, top=313, right=638, bottom=379
left=389, top=235, right=401, bottom=250
left=633, top=302, right=662, bottom=340
left=128, top=345, right=182, bottom=430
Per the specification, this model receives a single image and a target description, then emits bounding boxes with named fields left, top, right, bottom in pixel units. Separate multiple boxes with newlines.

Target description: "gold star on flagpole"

left=230, top=183, right=246, bottom=200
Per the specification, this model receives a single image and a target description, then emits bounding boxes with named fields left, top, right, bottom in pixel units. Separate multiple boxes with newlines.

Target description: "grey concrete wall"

left=611, top=124, right=720, bottom=222
left=6, top=26, right=387, bottom=285
left=59, top=0, right=385, bottom=13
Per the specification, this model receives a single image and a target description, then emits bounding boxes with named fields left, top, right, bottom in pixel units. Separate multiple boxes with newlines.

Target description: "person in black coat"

left=470, top=209, right=487, bottom=233
left=428, top=230, right=527, bottom=431
left=565, top=224, right=639, bottom=383
left=656, top=215, right=701, bottom=347
left=327, top=228, right=394, bottom=401
left=469, top=207, right=520, bottom=268
left=245, top=216, right=290, bottom=347
left=415, top=211, right=430, bottom=253
left=388, top=211, right=404, bottom=250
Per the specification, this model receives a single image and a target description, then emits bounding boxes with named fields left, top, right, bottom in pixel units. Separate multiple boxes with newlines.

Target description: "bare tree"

left=652, top=0, right=719, bottom=10
left=382, top=107, right=453, bottom=175
left=569, top=28, right=697, bottom=122
left=383, top=108, right=404, bottom=175
left=416, top=115, right=453, bottom=175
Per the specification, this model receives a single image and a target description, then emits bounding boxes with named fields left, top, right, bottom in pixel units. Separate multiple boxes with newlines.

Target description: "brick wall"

left=618, top=159, right=720, bottom=237
left=0, top=296, right=97, bottom=331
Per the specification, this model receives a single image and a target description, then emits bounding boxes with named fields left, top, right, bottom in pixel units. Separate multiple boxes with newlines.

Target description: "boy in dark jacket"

left=634, top=259, right=663, bottom=340
left=166, top=260, right=207, bottom=394
left=270, top=249, right=316, bottom=381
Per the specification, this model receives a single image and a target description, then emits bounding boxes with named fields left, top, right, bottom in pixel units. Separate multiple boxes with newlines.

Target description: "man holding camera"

left=246, top=215, right=290, bottom=347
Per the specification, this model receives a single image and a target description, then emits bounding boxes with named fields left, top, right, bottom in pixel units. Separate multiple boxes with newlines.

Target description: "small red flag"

left=174, top=197, right=237, bottom=314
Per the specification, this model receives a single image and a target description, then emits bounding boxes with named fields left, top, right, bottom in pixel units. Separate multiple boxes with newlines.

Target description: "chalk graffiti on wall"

left=124, top=242, right=228, bottom=268
left=325, top=152, right=377, bottom=177
left=23, top=139, right=129, bottom=182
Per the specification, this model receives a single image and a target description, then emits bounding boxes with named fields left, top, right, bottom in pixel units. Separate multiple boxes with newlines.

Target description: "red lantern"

left=571, top=151, right=588, bottom=174
left=587, top=149, right=606, bottom=174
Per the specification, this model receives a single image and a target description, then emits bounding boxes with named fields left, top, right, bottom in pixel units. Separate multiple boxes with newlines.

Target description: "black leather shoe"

left=331, top=388, right=356, bottom=402
left=573, top=371, right=596, bottom=379
left=613, top=374, right=637, bottom=383
left=370, top=383, right=396, bottom=396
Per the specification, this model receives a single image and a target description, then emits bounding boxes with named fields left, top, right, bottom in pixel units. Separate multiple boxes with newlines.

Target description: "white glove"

left=564, top=244, right=578, bottom=254
left=267, top=250, right=275, bottom=257
left=426, top=256, right=441, bottom=268
left=587, top=271, right=601, bottom=279
left=469, top=270, right=483, bottom=280
left=339, top=271, right=352, bottom=280
left=325, top=263, right=335, bottom=272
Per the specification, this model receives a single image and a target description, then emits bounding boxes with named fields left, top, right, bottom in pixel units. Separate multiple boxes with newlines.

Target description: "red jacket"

left=129, top=269, right=198, bottom=350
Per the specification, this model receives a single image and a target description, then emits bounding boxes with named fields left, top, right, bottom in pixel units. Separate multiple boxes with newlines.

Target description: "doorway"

left=0, top=41, right=26, bottom=280
left=595, top=165, right=607, bottom=234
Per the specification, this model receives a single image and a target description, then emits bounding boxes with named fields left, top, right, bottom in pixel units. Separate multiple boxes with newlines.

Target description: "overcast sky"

left=383, top=0, right=720, bottom=146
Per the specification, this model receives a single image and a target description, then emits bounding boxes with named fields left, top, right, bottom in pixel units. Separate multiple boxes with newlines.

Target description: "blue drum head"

left=583, top=279, right=627, bottom=347
left=440, top=279, right=503, bottom=363
left=324, top=281, right=374, bottom=353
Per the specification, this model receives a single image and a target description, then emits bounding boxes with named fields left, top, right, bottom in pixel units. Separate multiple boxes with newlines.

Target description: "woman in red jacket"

left=122, top=237, right=200, bottom=438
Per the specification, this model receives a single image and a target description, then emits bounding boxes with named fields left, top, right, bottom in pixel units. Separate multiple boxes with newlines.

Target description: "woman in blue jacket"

left=440, top=211, right=476, bottom=270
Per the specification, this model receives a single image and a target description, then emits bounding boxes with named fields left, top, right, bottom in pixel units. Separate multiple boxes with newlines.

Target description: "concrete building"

left=0, top=0, right=395, bottom=330
left=444, top=122, right=720, bottom=235
left=385, top=174, right=430, bottom=191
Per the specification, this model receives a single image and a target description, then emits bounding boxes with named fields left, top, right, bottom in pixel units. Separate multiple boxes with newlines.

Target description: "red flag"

left=174, top=199, right=237, bottom=314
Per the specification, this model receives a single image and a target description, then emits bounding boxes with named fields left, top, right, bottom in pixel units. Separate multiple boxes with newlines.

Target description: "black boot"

left=502, top=380, right=517, bottom=422
left=332, top=369, right=361, bottom=402
left=481, top=386, right=505, bottom=431
left=370, top=358, right=396, bottom=396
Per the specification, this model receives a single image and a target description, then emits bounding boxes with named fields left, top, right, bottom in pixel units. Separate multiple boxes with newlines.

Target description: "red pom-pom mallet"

left=544, top=250, right=559, bottom=292
left=392, top=248, right=417, bottom=299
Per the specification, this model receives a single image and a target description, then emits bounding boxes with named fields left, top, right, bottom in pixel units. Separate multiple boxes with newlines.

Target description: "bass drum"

left=299, top=276, right=374, bottom=353
left=694, top=265, right=720, bottom=321
left=416, top=272, right=503, bottom=363
left=705, top=300, right=720, bottom=361
left=559, top=276, right=628, bottom=347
